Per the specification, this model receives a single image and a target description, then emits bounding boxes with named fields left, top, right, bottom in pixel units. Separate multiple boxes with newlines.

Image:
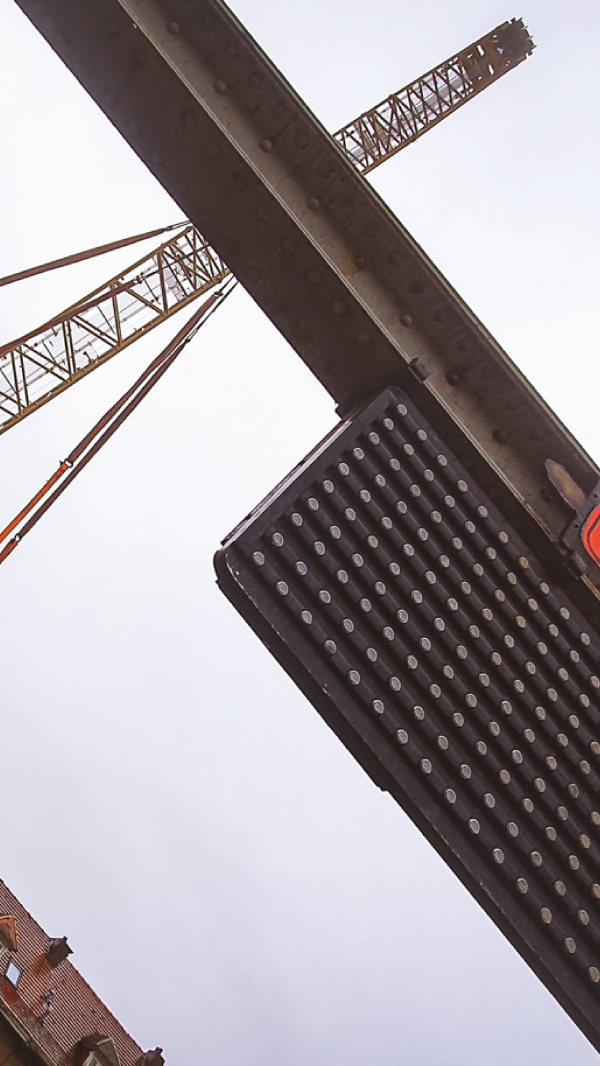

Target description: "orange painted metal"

left=582, top=506, right=600, bottom=566
left=0, top=462, right=69, bottom=547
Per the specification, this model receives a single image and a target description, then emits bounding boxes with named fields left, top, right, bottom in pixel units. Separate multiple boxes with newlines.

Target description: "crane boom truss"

left=0, top=18, right=532, bottom=437
left=0, top=225, right=227, bottom=434
left=335, top=19, right=533, bottom=173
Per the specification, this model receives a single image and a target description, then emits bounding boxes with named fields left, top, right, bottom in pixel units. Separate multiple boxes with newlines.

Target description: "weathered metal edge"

left=12, top=0, right=599, bottom=553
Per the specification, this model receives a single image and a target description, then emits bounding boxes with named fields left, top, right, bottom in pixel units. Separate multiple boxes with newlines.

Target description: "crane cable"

left=0, top=221, right=187, bottom=290
left=0, top=280, right=236, bottom=566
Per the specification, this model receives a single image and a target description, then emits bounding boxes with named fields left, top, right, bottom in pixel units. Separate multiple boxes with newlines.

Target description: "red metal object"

left=582, top=505, right=600, bottom=566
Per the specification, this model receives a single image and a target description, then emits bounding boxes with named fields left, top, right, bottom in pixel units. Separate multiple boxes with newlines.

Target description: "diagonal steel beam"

left=11, top=1, right=600, bottom=595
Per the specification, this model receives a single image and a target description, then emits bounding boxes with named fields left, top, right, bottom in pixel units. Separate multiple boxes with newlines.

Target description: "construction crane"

left=0, top=19, right=533, bottom=440
left=0, top=224, right=228, bottom=433
left=335, top=17, right=532, bottom=171
left=0, top=288, right=233, bottom=565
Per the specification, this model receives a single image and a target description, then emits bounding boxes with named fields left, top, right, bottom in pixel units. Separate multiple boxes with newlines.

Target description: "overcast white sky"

left=1, top=0, right=600, bottom=1063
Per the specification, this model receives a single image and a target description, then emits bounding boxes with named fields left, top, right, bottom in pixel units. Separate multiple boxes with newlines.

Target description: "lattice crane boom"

left=0, top=225, right=228, bottom=435
left=334, top=19, right=533, bottom=173
left=0, top=19, right=533, bottom=437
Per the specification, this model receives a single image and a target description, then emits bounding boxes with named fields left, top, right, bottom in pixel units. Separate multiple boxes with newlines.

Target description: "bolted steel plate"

left=215, top=386, right=600, bottom=1051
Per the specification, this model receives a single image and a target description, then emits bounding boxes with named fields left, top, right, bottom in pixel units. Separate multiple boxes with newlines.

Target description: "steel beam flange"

left=12, top=0, right=600, bottom=572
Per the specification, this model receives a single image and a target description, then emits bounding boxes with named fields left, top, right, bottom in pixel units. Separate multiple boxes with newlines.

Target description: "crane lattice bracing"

left=335, top=19, right=533, bottom=173
left=0, top=226, right=227, bottom=435
left=0, top=19, right=532, bottom=437
left=0, top=288, right=231, bottom=565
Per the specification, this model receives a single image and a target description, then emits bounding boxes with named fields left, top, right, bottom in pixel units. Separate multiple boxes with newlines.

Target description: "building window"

left=5, top=960, right=22, bottom=987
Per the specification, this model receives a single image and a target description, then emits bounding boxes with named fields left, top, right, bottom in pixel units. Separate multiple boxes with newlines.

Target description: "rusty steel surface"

left=13, top=0, right=596, bottom=575
left=335, top=19, right=534, bottom=173
left=0, top=224, right=228, bottom=434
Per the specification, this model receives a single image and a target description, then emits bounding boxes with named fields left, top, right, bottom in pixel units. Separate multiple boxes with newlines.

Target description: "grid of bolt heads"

left=215, top=386, right=600, bottom=1051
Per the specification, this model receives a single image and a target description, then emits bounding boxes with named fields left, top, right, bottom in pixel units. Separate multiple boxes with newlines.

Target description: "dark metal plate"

left=216, top=386, right=600, bottom=1053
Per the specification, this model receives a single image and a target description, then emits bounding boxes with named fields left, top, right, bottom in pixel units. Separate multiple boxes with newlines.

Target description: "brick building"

left=0, top=881, right=162, bottom=1066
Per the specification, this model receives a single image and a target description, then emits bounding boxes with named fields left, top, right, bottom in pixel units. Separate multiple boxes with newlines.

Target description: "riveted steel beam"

left=12, top=0, right=600, bottom=594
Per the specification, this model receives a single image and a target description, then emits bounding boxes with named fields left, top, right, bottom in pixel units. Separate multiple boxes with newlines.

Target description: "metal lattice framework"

left=0, top=225, right=228, bottom=435
left=335, top=19, right=533, bottom=173
left=0, top=19, right=533, bottom=437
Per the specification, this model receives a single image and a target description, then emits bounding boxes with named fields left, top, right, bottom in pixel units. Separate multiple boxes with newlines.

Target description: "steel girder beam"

left=11, top=0, right=600, bottom=600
